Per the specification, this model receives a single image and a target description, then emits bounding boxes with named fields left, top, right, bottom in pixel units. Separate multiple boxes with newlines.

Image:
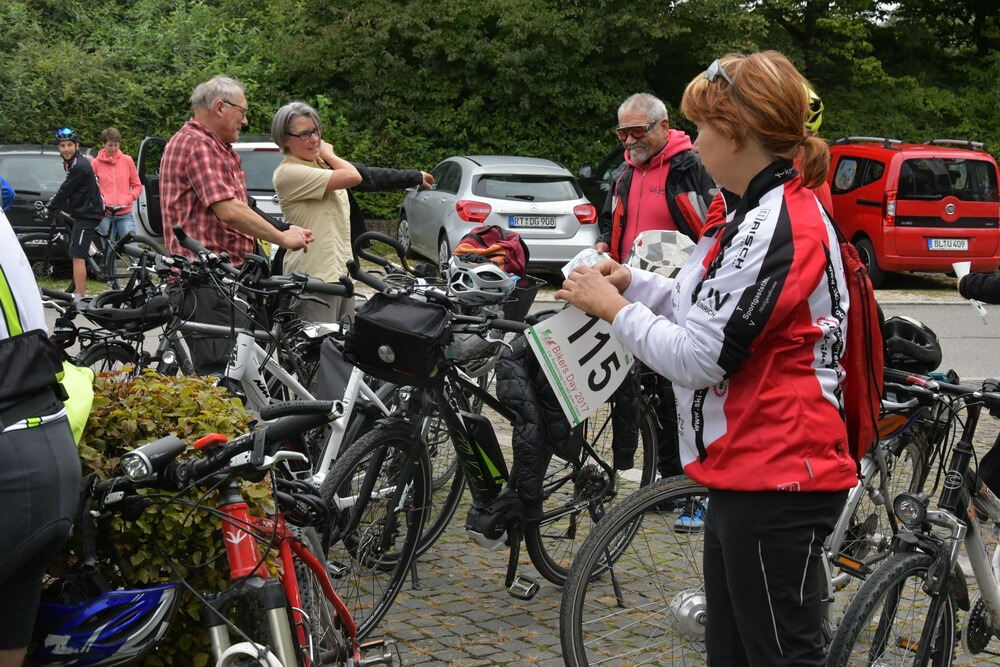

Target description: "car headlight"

left=893, top=492, right=929, bottom=529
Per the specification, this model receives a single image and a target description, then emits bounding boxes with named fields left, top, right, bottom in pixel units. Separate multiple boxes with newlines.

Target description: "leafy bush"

left=70, top=370, right=259, bottom=666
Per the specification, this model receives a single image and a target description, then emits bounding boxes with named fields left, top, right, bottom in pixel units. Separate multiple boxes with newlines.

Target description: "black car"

left=577, top=146, right=624, bottom=208
left=0, top=144, right=78, bottom=235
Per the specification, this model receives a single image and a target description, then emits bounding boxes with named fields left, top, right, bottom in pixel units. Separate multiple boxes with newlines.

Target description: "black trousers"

left=704, top=488, right=847, bottom=666
left=179, top=285, right=251, bottom=375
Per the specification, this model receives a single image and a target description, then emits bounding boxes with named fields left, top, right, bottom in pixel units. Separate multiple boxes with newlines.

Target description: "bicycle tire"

left=523, top=397, right=658, bottom=586
left=319, top=420, right=430, bottom=640
left=826, top=551, right=958, bottom=666
left=292, top=527, right=352, bottom=666
left=77, top=340, right=140, bottom=373
left=560, top=476, right=709, bottom=666
left=19, top=232, right=66, bottom=281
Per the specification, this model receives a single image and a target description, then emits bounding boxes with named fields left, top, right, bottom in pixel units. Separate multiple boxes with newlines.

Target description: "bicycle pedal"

left=358, top=638, right=396, bottom=666
left=507, top=575, right=539, bottom=600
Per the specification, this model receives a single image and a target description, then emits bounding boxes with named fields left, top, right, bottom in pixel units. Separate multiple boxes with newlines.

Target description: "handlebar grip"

left=173, top=225, right=208, bottom=256
left=490, top=318, right=530, bottom=333
left=120, top=241, right=158, bottom=260
left=304, top=276, right=353, bottom=298
left=40, top=287, right=76, bottom=303
left=261, top=409, right=337, bottom=444
left=114, top=232, right=135, bottom=253
left=346, top=258, right=388, bottom=292
left=352, top=231, right=406, bottom=265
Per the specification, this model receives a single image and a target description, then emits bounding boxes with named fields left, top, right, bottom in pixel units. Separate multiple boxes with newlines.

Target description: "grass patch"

left=36, top=276, right=110, bottom=295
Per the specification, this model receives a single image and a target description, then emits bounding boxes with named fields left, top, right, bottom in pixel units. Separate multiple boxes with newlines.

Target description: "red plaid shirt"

left=161, top=119, right=255, bottom=265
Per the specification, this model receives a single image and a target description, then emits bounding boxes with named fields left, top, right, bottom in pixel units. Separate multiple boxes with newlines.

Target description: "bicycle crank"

left=963, top=595, right=996, bottom=655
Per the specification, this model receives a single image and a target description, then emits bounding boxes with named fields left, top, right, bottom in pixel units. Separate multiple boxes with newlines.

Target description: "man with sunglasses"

left=595, top=93, right=715, bottom=262
left=161, top=75, right=314, bottom=373
left=50, top=128, right=105, bottom=296
left=595, top=94, right=716, bottom=495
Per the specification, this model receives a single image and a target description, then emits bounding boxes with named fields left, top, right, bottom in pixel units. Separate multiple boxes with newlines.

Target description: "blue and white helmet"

left=625, top=229, right=696, bottom=278
left=33, top=583, right=180, bottom=665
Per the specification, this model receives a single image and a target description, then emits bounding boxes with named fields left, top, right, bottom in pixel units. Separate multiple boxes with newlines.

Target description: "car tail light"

left=574, top=203, right=598, bottom=224
left=884, top=190, right=897, bottom=226
left=456, top=200, right=492, bottom=223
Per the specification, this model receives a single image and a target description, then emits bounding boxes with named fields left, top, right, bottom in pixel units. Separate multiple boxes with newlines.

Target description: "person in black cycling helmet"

left=50, top=127, right=105, bottom=296
left=0, top=209, right=81, bottom=666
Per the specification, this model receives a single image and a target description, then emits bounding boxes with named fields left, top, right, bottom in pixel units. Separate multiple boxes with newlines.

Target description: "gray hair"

left=271, top=101, right=323, bottom=152
left=618, top=93, right=669, bottom=123
left=190, top=76, right=245, bottom=112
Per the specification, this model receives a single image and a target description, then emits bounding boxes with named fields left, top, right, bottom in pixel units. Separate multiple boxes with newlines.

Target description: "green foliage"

left=1, top=0, right=998, bottom=219
left=73, top=370, right=256, bottom=665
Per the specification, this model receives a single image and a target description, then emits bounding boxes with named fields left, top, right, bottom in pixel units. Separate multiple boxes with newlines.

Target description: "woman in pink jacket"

left=92, top=127, right=142, bottom=241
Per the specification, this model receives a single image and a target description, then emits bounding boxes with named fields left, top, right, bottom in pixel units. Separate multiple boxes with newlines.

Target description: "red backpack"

left=839, top=238, right=884, bottom=465
left=452, top=225, right=530, bottom=279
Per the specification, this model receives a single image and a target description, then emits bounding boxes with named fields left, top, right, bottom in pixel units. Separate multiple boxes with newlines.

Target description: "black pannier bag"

left=344, top=293, right=451, bottom=386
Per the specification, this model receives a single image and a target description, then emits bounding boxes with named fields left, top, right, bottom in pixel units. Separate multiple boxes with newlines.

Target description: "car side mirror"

left=579, top=165, right=593, bottom=179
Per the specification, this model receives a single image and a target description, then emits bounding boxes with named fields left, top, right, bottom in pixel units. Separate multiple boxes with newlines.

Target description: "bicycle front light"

left=893, top=492, right=929, bottom=529
left=121, top=436, right=186, bottom=482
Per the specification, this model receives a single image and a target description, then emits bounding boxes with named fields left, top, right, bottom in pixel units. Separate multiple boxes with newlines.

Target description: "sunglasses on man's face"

left=704, top=59, right=733, bottom=85
left=615, top=120, right=658, bottom=142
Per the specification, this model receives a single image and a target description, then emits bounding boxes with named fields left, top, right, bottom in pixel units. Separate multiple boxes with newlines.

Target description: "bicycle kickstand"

left=503, top=522, right=539, bottom=600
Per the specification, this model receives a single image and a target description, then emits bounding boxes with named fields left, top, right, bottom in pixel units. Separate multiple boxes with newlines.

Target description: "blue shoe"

left=674, top=497, right=706, bottom=532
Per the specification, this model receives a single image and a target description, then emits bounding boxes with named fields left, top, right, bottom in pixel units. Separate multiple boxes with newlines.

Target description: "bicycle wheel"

left=292, top=527, right=352, bottom=666
left=320, top=420, right=430, bottom=640
left=77, top=340, right=140, bottom=373
left=826, top=551, right=958, bottom=666
left=525, top=397, right=658, bottom=585
left=105, top=239, right=165, bottom=290
left=560, top=476, right=709, bottom=666
left=835, top=429, right=925, bottom=573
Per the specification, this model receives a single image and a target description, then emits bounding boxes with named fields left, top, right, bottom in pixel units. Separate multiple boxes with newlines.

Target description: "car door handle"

left=856, top=198, right=882, bottom=208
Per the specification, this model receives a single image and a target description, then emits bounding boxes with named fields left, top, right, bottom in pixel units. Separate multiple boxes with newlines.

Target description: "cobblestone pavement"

left=364, top=409, right=1000, bottom=665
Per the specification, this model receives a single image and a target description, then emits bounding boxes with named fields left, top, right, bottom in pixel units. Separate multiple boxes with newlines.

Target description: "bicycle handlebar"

left=172, top=225, right=241, bottom=278
left=884, top=368, right=1000, bottom=411
left=256, top=273, right=354, bottom=299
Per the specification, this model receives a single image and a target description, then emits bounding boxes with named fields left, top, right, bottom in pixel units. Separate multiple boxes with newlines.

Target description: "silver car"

left=397, top=155, right=599, bottom=274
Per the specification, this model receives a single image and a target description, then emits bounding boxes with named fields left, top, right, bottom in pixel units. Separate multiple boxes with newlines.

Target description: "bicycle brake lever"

left=258, top=450, right=309, bottom=469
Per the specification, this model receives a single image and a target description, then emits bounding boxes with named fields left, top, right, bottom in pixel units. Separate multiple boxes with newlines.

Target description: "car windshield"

left=898, top=158, right=998, bottom=202
left=473, top=174, right=581, bottom=202
left=0, top=154, right=65, bottom=192
left=236, top=149, right=282, bottom=191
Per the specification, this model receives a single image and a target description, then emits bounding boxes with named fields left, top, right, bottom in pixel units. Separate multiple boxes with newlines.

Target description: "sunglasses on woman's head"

left=704, top=59, right=733, bottom=85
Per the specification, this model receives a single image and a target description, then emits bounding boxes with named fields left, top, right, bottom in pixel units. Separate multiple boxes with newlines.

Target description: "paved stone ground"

left=364, top=409, right=1000, bottom=665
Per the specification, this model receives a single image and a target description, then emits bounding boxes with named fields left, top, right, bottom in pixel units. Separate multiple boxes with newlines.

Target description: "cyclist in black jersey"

left=0, top=210, right=81, bottom=665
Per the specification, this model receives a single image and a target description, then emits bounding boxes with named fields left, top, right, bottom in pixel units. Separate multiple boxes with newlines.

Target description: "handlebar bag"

left=344, top=293, right=451, bottom=386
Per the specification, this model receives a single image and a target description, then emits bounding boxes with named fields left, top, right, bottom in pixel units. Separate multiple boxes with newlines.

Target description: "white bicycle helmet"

left=446, top=256, right=517, bottom=306
left=625, top=229, right=696, bottom=278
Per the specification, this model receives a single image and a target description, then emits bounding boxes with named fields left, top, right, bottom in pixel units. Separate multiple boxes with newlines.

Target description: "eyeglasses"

left=287, top=127, right=321, bottom=141
left=615, top=120, right=658, bottom=142
left=222, top=99, right=249, bottom=118
left=704, top=59, right=733, bottom=85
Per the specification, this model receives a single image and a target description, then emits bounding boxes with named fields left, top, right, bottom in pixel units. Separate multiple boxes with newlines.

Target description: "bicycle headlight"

left=893, top=492, right=929, bottom=529
left=121, top=451, right=153, bottom=482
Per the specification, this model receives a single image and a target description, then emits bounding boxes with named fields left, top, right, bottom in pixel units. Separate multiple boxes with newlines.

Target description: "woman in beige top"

left=271, top=101, right=362, bottom=322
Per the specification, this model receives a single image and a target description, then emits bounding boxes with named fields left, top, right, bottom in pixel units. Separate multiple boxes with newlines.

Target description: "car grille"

left=896, top=216, right=998, bottom=228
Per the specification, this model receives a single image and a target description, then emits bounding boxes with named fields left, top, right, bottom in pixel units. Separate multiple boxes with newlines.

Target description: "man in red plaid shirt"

left=162, top=75, right=313, bottom=372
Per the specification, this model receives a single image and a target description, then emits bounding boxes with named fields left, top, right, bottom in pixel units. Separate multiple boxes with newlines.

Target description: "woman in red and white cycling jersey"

left=557, top=51, right=855, bottom=666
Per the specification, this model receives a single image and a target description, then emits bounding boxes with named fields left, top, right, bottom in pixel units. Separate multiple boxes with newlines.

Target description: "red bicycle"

left=109, top=400, right=395, bottom=666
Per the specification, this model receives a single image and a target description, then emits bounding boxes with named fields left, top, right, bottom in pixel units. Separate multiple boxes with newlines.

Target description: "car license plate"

left=927, top=238, right=968, bottom=251
left=509, top=215, right=556, bottom=229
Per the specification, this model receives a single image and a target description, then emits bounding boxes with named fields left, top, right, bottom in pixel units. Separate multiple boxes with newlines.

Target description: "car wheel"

left=397, top=214, right=414, bottom=258
left=853, top=238, right=885, bottom=288
left=437, top=233, right=451, bottom=275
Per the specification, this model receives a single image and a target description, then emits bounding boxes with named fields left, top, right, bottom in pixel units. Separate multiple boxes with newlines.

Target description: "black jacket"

left=50, top=152, right=104, bottom=222
left=959, top=272, right=1000, bottom=305
left=348, top=163, right=424, bottom=243
left=496, top=318, right=640, bottom=518
left=598, top=149, right=715, bottom=249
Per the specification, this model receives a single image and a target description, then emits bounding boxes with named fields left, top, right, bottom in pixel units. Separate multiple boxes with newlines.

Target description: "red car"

left=827, top=137, right=1000, bottom=287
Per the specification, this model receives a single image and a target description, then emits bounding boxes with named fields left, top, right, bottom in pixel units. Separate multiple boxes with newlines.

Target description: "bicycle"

left=19, top=200, right=165, bottom=290
left=825, top=369, right=1000, bottom=666
left=318, top=232, right=658, bottom=640
left=557, top=367, right=957, bottom=666
left=34, top=400, right=395, bottom=666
